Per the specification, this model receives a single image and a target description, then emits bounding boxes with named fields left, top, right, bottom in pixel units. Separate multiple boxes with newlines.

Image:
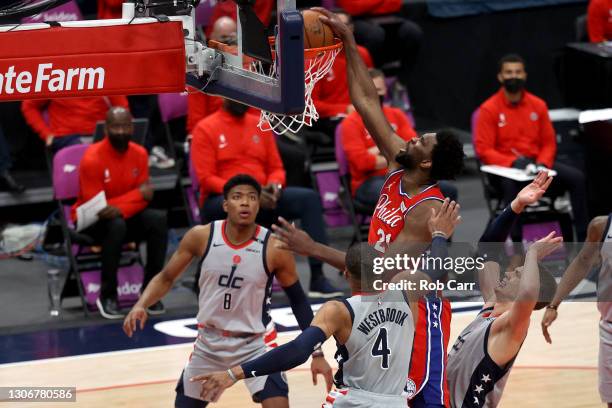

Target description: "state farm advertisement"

left=0, top=22, right=186, bottom=100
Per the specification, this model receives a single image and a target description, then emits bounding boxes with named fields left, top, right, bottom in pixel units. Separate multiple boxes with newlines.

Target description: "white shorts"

left=177, top=327, right=287, bottom=404
left=322, top=388, right=408, bottom=408
left=599, top=320, right=612, bottom=403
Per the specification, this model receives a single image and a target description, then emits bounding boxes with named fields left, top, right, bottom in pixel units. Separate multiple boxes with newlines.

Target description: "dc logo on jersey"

left=219, top=264, right=243, bottom=289
left=530, top=112, right=538, bottom=121
left=403, top=378, right=417, bottom=398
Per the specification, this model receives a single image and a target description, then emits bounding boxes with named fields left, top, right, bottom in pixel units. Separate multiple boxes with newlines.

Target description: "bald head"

left=105, top=107, right=133, bottom=153
left=211, top=16, right=237, bottom=44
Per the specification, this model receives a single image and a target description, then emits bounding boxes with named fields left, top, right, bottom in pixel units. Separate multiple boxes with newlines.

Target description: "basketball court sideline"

left=0, top=302, right=601, bottom=407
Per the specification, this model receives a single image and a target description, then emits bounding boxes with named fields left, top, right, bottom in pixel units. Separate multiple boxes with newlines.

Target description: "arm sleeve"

left=241, top=326, right=327, bottom=378
left=341, top=118, right=377, bottom=173
left=264, top=133, right=286, bottom=187
left=588, top=0, right=606, bottom=43
left=422, top=236, right=450, bottom=281
left=283, top=281, right=313, bottom=330
left=192, top=122, right=227, bottom=195
left=21, top=100, right=52, bottom=140
left=535, top=109, right=557, bottom=168
left=474, top=107, right=516, bottom=167
left=479, top=205, right=519, bottom=243
left=107, top=151, right=149, bottom=219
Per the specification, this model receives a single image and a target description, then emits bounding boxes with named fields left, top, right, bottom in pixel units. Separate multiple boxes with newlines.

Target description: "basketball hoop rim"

left=267, top=36, right=342, bottom=61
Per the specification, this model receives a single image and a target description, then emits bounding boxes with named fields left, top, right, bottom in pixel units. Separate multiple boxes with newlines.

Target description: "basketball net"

left=252, top=39, right=342, bottom=135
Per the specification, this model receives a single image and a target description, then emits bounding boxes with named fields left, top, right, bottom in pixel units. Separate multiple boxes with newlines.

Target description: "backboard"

left=186, top=0, right=306, bottom=116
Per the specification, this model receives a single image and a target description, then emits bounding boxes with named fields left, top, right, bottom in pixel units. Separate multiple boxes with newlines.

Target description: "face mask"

left=379, top=95, right=386, bottom=106
left=503, top=78, right=525, bottom=94
left=108, top=133, right=129, bottom=152
left=225, top=100, right=249, bottom=117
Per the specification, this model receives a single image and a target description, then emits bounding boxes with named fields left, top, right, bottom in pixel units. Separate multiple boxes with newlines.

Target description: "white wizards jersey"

left=599, top=214, right=612, bottom=322
left=333, top=291, right=416, bottom=398
left=196, top=220, right=273, bottom=333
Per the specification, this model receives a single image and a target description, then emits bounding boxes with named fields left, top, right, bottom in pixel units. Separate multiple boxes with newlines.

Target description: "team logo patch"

left=403, top=378, right=417, bottom=398
left=530, top=112, right=538, bottom=121
left=252, top=134, right=260, bottom=144
left=498, top=113, right=506, bottom=128
left=232, top=255, right=241, bottom=264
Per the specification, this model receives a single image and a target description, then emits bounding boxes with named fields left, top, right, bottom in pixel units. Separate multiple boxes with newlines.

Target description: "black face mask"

left=379, top=95, right=385, bottom=106
left=503, top=78, right=526, bottom=94
left=225, top=100, right=249, bottom=117
left=108, top=133, right=130, bottom=152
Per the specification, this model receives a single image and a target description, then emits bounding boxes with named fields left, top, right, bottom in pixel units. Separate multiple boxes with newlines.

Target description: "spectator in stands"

left=0, top=126, right=24, bottom=193
left=97, top=0, right=122, bottom=19
left=312, top=10, right=374, bottom=137
left=22, top=96, right=129, bottom=153
left=187, top=16, right=237, bottom=135
left=191, top=98, right=343, bottom=298
left=335, top=1, right=423, bottom=85
left=205, top=0, right=274, bottom=38
left=73, top=107, right=168, bottom=319
left=474, top=54, right=588, bottom=241
left=341, top=69, right=457, bottom=207
left=587, top=0, right=612, bottom=42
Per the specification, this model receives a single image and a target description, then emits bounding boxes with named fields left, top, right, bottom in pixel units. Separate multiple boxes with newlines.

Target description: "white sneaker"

left=149, top=146, right=175, bottom=169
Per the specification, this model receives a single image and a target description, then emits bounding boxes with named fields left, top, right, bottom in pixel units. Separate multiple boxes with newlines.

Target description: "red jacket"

left=97, top=0, right=123, bottom=19
left=588, top=0, right=612, bottom=42
left=336, top=0, right=402, bottom=16
left=312, top=46, right=373, bottom=118
left=21, top=96, right=129, bottom=142
left=187, top=90, right=223, bottom=134
left=205, top=0, right=274, bottom=37
left=474, top=88, right=556, bottom=168
left=72, top=138, right=149, bottom=221
left=341, top=105, right=416, bottom=193
left=191, top=108, right=285, bottom=204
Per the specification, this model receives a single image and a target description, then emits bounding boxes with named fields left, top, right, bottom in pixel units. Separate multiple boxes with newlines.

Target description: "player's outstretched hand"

left=272, top=217, right=316, bottom=257
left=512, top=170, right=553, bottom=213
left=122, top=306, right=148, bottom=338
left=541, top=307, right=558, bottom=344
left=311, top=355, right=333, bottom=392
left=428, top=198, right=462, bottom=238
left=190, top=371, right=234, bottom=402
left=312, top=7, right=352, bottom=42
left=528, top=231, right=563, bottom=260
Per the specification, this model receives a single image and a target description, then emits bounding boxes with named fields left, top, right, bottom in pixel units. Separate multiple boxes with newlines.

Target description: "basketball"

left=302, top=9, right=334, bottom=49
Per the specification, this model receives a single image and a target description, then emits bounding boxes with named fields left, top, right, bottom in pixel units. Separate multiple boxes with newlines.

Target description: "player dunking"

left=122, top=175, right=332, bottom=408
left=190, top=201, right=461, bottom=407
left=311, top=8, right=465, bottom=407
left=447, top=232, right=562, bottom=408
left=541, top=215, right=612, bottom=407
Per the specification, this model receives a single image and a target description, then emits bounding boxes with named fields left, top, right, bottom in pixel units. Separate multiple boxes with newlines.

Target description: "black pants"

left=83, top=209, right=168, bottom=300
left=496, top=162, right=588, bottom=241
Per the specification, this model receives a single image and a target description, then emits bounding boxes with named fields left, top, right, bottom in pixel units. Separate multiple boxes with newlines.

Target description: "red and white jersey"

left=368, top=169, right=445, bottom=253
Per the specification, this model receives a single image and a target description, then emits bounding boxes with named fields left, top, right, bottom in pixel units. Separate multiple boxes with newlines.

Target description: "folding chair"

left=52, top=145, right=145, bottom=315
left=334, top=124, right=373, bottom=243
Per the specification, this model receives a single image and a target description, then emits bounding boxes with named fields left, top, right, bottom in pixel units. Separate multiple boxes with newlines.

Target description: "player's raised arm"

left=541, top=217, right=606, bottom=343
left=315, top=8, right=405, bottom=169
left=123, top=225, right=209, bottom=337
left=490, top=232, right=562, bottom=359
left=191, top=300, right=351, bottom=402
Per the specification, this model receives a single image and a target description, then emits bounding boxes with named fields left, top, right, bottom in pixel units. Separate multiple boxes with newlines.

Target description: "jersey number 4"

left=371, top=327, right=391, bottom=369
